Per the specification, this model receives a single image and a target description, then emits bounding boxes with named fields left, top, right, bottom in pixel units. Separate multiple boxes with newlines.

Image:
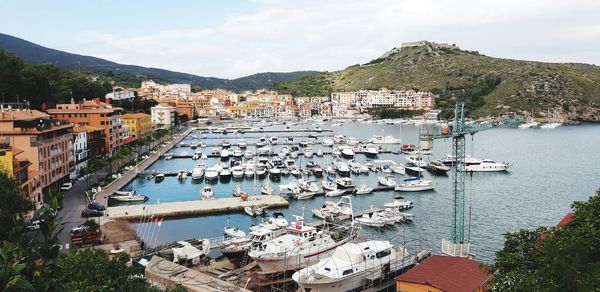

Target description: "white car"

left=60, top=182, right=73, bottom=191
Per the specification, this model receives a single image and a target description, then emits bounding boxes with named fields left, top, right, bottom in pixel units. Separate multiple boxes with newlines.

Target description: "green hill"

left=276, top=43, right=600, bottom=121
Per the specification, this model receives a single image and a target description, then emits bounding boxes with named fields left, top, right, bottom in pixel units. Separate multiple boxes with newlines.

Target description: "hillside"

left=276, top=43, right=600, bottom=121
left=0, top=33, right=317, bottom=91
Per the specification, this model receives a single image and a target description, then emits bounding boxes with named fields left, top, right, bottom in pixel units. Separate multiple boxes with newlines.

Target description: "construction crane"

left=419, top=102, right=521, bottom=257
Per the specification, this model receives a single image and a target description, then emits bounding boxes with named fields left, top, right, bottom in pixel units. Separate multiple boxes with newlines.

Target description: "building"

left=47, top=99, right=125, bottom=154
left=331, top=89, right=436, bottom=110
left=70, top=129, right=88, bottom=179
left=395, top=255, right=492, bottom=292
left=73, top=125, right=105, bottom=159
left=0, top=107, right=73, bottom=196
left=151, top=104, right=176, bottom=129
left=0, top=144, right=42, bottom=215
left=122, top=113, right=152, bottom=142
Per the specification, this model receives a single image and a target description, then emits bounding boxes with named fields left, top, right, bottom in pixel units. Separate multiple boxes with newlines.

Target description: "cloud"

left=63, top=0, right=600, bottom=79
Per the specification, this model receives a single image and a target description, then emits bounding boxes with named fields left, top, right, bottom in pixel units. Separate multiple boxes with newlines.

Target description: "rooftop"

left=72, top=125, right=105, bottom=133
left=0, top=109, right=50, bottom=121
left=396, top=255, right=491, bottom=292
left=557, top=212, right=574, bottom=227
left=122, top=113, right=151, bottom=119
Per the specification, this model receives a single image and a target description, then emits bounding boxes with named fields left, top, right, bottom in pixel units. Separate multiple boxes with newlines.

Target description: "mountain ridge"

left=0, top=33, right=318, bottom=91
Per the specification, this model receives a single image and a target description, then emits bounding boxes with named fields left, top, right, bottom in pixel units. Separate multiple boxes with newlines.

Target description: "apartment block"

left=151, top=104, right=176, bottom=129
left=122, top=113, right=152, bottom=142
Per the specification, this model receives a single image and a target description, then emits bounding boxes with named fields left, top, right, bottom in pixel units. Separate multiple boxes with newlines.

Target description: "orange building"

left=0, top=108, right=73, bottom=198
left=396, top=255, right=492, bottom=292
left=175, top=100, right=194, bottom=119
left=47, top=99, right=125, bottom=154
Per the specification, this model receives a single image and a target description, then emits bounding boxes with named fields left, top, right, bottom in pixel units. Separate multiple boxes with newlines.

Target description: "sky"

left=1, top=0, right=600, bottom=79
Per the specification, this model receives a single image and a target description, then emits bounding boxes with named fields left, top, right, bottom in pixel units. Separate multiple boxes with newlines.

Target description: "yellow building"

left=0, top=145, right=42, bottom=215
left=122, top=113, right=152, bottom=142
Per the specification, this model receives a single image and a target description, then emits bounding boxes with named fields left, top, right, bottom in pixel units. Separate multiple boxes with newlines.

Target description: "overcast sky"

left=1, top=0, right=599, bottom=79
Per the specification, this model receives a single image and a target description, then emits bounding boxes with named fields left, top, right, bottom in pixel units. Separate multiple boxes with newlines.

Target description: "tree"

left=490, top=190, right=600, bottom=291
left=0, top=172, right=31, bottom=241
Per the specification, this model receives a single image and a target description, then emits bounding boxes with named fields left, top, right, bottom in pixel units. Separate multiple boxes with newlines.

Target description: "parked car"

left=26, top=220, right=41, bottom=231
left=81, top=209, right=103, bottom=218
left=87, top=202, right=106, bottom=211
left=60, top=182, right=73, bottom=191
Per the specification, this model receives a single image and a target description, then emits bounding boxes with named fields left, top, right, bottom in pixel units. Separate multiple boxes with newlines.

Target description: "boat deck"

left=105, top=195, right=289, bottom=220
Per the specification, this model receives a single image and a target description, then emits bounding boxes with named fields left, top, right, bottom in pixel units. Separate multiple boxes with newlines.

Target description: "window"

left=342, top=269, right=352, bottom=276
left=100, top=121, right=105, bottom=125
left=375, top=249, right=391, bottom=259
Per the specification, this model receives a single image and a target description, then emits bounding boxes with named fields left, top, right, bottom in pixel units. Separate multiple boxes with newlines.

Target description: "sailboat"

left=540, top=108, right=562, bottom=129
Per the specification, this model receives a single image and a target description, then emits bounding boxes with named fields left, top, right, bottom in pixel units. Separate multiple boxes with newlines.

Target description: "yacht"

left=378, top=175, right=397, bottom=187
left=362, top=145, right=379, bottom=158
left=224, top=227, right=246, bottom=238
left=204, top=164, right=221, bottom=181
left=257, top=146, right=273, bottom=156
left=465, top=159, right=510, bottom=172
left=191, top=165, right=206, bottom=180
left=322, top=137, right=334, bottom=147
left=221, top=223, right=286, bottom=264
left=220, top=139, right=231, bottom=148
left=312, top=196, right=353, bottom=220
left=248, top=218, right=357, bottom=272
left=335, top=177, right=354, bottom=189
left=384, top=196, right=414, bottom=210
left=404, top=165, right=426, bottom=177
left=334, top=161, right=351, bottom=177
left=219, top=165, right=232, bottom=180
left=237, top=138, right=248, bottom=148
left=232, top=165, right=245, bottom=178
left=316, top=149, right=324, bottom=157
left=355, top=214, right=385, bottom=227
left=325, top=189, right=346, bottom=197
left=220, top=149, right=230, bottom=160
left=340, top=147, right=355, bottom=159
left=211, top=148, right=220, bottom=156
left=261, top=183, right=274, bottom=195
left=245, top=206, right=265, bottom=217
left=368, top=135, right=402, bottom=144
left=244, top=150, right=255, bottom=159
left=244, top=163, right=256, bottom=178
left=293, top=241, right=408, bottom=292
left=345, top=137, right=359, bottom=146
left=395, top=177, right=434, bottom=192
left=232, top=148, right=243, bottom=158
left=110, top=191, right=148, bottom=202
left=256, top=137, right=267, bottom=147
left=154, top=173, right=165, bottom=182
left=201, top=186, right=214, bottom=199
left=269, top=136, right=279, bottom=145
left=426, top=160, right=450, bottom=175
left=354, top=185, right=373, bottom=195
left=406, top=155, right=428, bottom=168
left=269, top=212, right=289, bottom=228
left=298, top=179, right=320, bottom=192
left=304, top=148, right=314, bottom=158
left=321, top=177, right=337, bottom=191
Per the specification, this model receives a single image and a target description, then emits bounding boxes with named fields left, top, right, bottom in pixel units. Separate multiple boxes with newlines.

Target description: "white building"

left=332, top=88, right=435, bottom=110
left=151, top=104, right=177, bottom=129
left=70, top=130, right=88, bottom=179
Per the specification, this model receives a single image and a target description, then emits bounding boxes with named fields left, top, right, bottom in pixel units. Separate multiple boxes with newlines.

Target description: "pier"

left=106, top=195, right=289, bottom=220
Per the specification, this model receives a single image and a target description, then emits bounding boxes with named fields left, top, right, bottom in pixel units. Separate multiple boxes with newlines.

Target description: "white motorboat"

left=354, top=185, right=373, bottom=195
left=395, top=177, right=434, bottom=192
left=224, top=227, right=246, bottom=238
left=304, top=148, right=314, bottom=158
left=269, top=136, right=279, bottom=144
left=296, top=192, right=316, bottom=200
left=269, top=167, right=281, bottom=180
left=261, top=183, right=274, bottom=195
left=191, top=165, right=205, bottom=180
left=221, top=222, right=286, bottom=264
left=248, top=217, right=356, bottom=272
left=220, top=149, right=231, bottom=160
left=321, top=177, right=337, bottom=191
left=404, top=165, right=426, bottom=176
left=256, top=137, right=267, bottom=147
left=312, top=196, right=354, bottom=219
left=201, top=153, right=208, bottom=160
left=378, top=175, right=397, bottom=187
left=322, top=138, right=334, bottom=147
left=335, top=177, right=354, bottom=189
left=345, top=137, right=359, bottom=145
left=110, top=190, right=148, bottom=202
left=298, top=179, right=320, bottom=192
left=316, top=149, right=323, bottom=157
left=211, top=148, right=220, bottom=156
left=232, top=148, right=243, bottom=158
left=390, top=163, right=405, bottom=174
left=293, top=240, right=408, bottom=292
left=406, top=155, right=428, bottom=168
left=363, top=146, right=379, bottom=158
left=269, top=212, right=289, bottom=228
left=220, top=139, right=231, bottom=147
left=541, top=122, right=562, bottom=129
left=154, top=173, right=165, bottom=182
left=204, top=164, right=221, bottom=181
left=335, top=161, right=350, bottom=176
left=245, top=206, right=265, bottom=217
left=340, top=147, right=355, bottom=159
left=255, top=166, right=267, bottom=178
left=257, top=146, right=273, bottom=156
left=201, top=186, right=215, bottom=199
left=177, top=170, right=188, bottom=180
left=368, top=135, right=402, bottom=144
left=355, top=214, right=385, bottom=227
left=244, top=163, right=256, bottom=178
left=384, top=196, right=414, bottom=210
left=244, top=150, right=254, bottom=159
left=237, top=138, right=248, bottom=148
left=465, top=159, right=510, bottom=172
left=325, top=189, right=346, bottom=197
left=164, top=153, right=173, bottom=160
left=220, top=165, right=232, bottom=179
left=232, top=165, right=245, bottom=178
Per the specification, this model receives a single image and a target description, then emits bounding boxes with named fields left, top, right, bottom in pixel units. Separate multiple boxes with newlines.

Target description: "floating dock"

left=106, top=195, right=289, bottom=220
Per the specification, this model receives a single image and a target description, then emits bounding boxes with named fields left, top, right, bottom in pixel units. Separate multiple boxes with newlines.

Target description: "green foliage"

left=55, top=250, right=148, bottom=291
left=368, top=108, right=426, bottom=119
left=0, top=49, right=113, bottom=109
left=110, top=96, right=158, bottom=114
left=491, top=190, right=600, bottom=291
left=0, top=172, right=31, bottom=241
left=274, top=74, right=333, bottom=97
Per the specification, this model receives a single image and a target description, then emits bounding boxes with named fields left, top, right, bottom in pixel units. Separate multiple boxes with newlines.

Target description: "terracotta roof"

left=557, top=212, right=574, bottom=227
left=122, top=113, right=150, bottom=119
left=396, top=255, right=491, bottom=292
left=0, top=110, right=50, bottom=121
left=46, top=108, right=120, bottom=114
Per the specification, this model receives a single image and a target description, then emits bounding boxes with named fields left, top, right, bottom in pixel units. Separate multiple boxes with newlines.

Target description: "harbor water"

left=127, top=122, right=600, bottom=262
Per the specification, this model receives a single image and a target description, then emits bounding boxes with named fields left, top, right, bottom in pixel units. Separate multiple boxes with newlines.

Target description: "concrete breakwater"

left=106, top=195, right=289, bottom=220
